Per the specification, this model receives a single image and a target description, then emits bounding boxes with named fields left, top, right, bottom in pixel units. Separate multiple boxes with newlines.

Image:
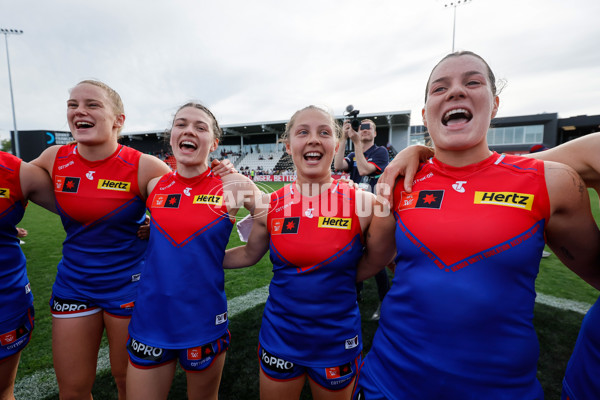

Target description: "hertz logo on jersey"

left=0, top=188, right=9, bottom=199
left=193, top=194, right=222, bottom=206
left=318, top=217, right=352, bottom=230
left=98, top=179, right=131, bottom=192
left=474, top=191, right=534, bottom=210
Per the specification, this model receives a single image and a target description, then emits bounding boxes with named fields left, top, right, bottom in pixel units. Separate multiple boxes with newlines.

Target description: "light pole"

left=1, top=28, right=23, bottom=158
left=444, top=1, right=472, bottom=52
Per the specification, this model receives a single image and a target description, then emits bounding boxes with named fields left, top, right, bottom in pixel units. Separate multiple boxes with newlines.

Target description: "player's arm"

left=355, top=189, right=375, bottom=234
left=223, top=193, right=270, bottom=269
left=376, top=145, right=434, bottom=199
left=138, top=154, right=171, bottom=200
left=334, top=122, right=350, bottom=171
left=356, top=197, right=396, bottom=282
left=30, top=145, right=60, bottom=176
left=220, top=170, right=262, bottom=216
left=544, top=161, right=600, bottom=290
left=20, top=161, right=57, bottom=213
left=211, top=158, right=237, bottom=177
left=530, top=132, right=600, bottom=192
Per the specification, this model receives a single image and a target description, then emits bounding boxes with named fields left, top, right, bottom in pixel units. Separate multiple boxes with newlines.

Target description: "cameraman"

left=334, top=119, right=390, bottom=320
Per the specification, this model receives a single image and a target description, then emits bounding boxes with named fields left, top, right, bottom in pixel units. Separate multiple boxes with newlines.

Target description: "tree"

left=1, top=139, right=12, bottom=153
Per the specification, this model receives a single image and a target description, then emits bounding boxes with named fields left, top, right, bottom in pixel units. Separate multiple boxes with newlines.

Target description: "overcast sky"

left=1, top=0, right=600, bottom=142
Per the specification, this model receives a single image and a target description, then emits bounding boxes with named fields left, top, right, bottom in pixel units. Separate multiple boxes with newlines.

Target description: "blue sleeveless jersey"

left=0, top=152, right=32, bottom=321
left=129, top=169, right=233, bottom=348
left=562, top=296, right=600, bottom=400
left=361, top=153, right=549, bottom=399
left=261, top=181, right=363, bottom=366
left=52, top=144, right=146, bottom=300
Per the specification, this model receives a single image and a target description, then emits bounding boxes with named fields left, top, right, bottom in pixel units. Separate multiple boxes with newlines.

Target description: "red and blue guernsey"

left=0, top=152, right=32, bottom=321
left=562, top=296, right=600, bottom=400
left=361, top=153, right=550, bottom=399
left=261, top=181, right=363, bottom=366
left=52, top=144, right=146, bottom=301
left=128, top=169, right=233, bottom=348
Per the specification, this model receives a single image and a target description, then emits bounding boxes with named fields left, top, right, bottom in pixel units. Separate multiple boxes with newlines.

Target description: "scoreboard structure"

left=11, top=130, right=73, bottom=162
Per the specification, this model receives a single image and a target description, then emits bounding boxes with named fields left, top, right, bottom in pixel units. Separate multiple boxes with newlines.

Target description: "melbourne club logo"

left=55, top=176, right=80, bottom=193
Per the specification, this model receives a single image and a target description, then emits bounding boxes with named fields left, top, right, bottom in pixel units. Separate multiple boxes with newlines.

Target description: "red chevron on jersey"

left=52, top=144, right=142, bottom=226
left=267, top=182, right=362, bottom=273
left=147, top=170, right=230, bottom=247
left=394, top=153, right=550, bottom=268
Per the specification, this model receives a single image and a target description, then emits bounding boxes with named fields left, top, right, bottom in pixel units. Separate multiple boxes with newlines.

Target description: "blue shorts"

left=0, top=306, right=34, bottom=361
left=49, top=292, right=135, bottom=318
left=258, top=342, right=360, bottom=391
left=127, top=331, right=230, bottom=372
left=352, top=360, right=386, bottom=400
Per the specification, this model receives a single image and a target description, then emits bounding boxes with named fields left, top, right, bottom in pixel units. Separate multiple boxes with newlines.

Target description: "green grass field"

left=15, top=184, right=600, bottom=399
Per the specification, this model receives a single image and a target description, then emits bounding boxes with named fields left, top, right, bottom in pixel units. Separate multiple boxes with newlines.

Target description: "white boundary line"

left=14, top=286, right=270, bottom=399
left=14, top=288, right=590, bottom=399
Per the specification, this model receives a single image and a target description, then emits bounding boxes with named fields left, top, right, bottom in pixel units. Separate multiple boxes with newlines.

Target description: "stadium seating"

left=236, top=151, right=284, bottom=173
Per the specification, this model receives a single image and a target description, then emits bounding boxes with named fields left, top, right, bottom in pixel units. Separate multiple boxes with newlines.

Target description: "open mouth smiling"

left=75, top=121, right=94, bottom=129
left=180, top=140, right=198, bottom=151
left=442, top=108, right=472, bottom=126
left=304, top=151, right=323, bottom=161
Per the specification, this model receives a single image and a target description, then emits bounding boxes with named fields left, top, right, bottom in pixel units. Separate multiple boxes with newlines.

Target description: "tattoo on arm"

left=559, top=246, right=575, bottom=261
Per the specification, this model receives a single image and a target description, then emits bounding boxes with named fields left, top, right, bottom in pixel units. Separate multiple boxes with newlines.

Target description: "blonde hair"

left=281, top=105, right=341, bottom=143
left=72, top=80, right=125, bottom=134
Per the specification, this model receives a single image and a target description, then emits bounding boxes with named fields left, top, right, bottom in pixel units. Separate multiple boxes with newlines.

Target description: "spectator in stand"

left=334, top=118, right=390, bottom=320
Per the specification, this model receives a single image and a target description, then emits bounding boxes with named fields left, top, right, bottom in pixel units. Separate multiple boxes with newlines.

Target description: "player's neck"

left=294, top=175, right=333, bottom=197
left=76, top=141, right=119, bottom=162
left=176, top=162, right=209, bottom=179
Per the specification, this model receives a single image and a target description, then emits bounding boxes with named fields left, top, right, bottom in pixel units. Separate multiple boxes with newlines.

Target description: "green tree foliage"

left=1, top=138, right=12, bottom=153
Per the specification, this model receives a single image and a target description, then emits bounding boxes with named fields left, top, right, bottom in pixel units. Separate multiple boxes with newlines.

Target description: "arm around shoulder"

left=356, top=197, right=396, bottom=282
left=138, top=154, right=171, bottom=199
left=530, top=132, right=600, bottom=191
left=223, top=194, right=271, bottom=269
left=20, top=161, right=57, bottom=213
left=30, top=145, right=61, bottom=175
left=544, top=161, right=600, bottom=290
left=221, top=172, right=262, bottom=216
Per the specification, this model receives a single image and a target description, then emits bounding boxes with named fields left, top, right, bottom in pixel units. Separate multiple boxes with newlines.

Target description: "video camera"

left=344, top=105, right=370, bottom=132
left=344, top=105, right=360, bottom=131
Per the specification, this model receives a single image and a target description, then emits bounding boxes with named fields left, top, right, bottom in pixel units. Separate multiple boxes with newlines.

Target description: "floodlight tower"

left=1, top=28, right=23, bottom=158
left=444, top=1, right=472, bottom=52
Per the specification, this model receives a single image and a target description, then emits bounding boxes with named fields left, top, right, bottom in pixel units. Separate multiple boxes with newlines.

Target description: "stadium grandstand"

left=9, top=112, right=600, bottom=178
